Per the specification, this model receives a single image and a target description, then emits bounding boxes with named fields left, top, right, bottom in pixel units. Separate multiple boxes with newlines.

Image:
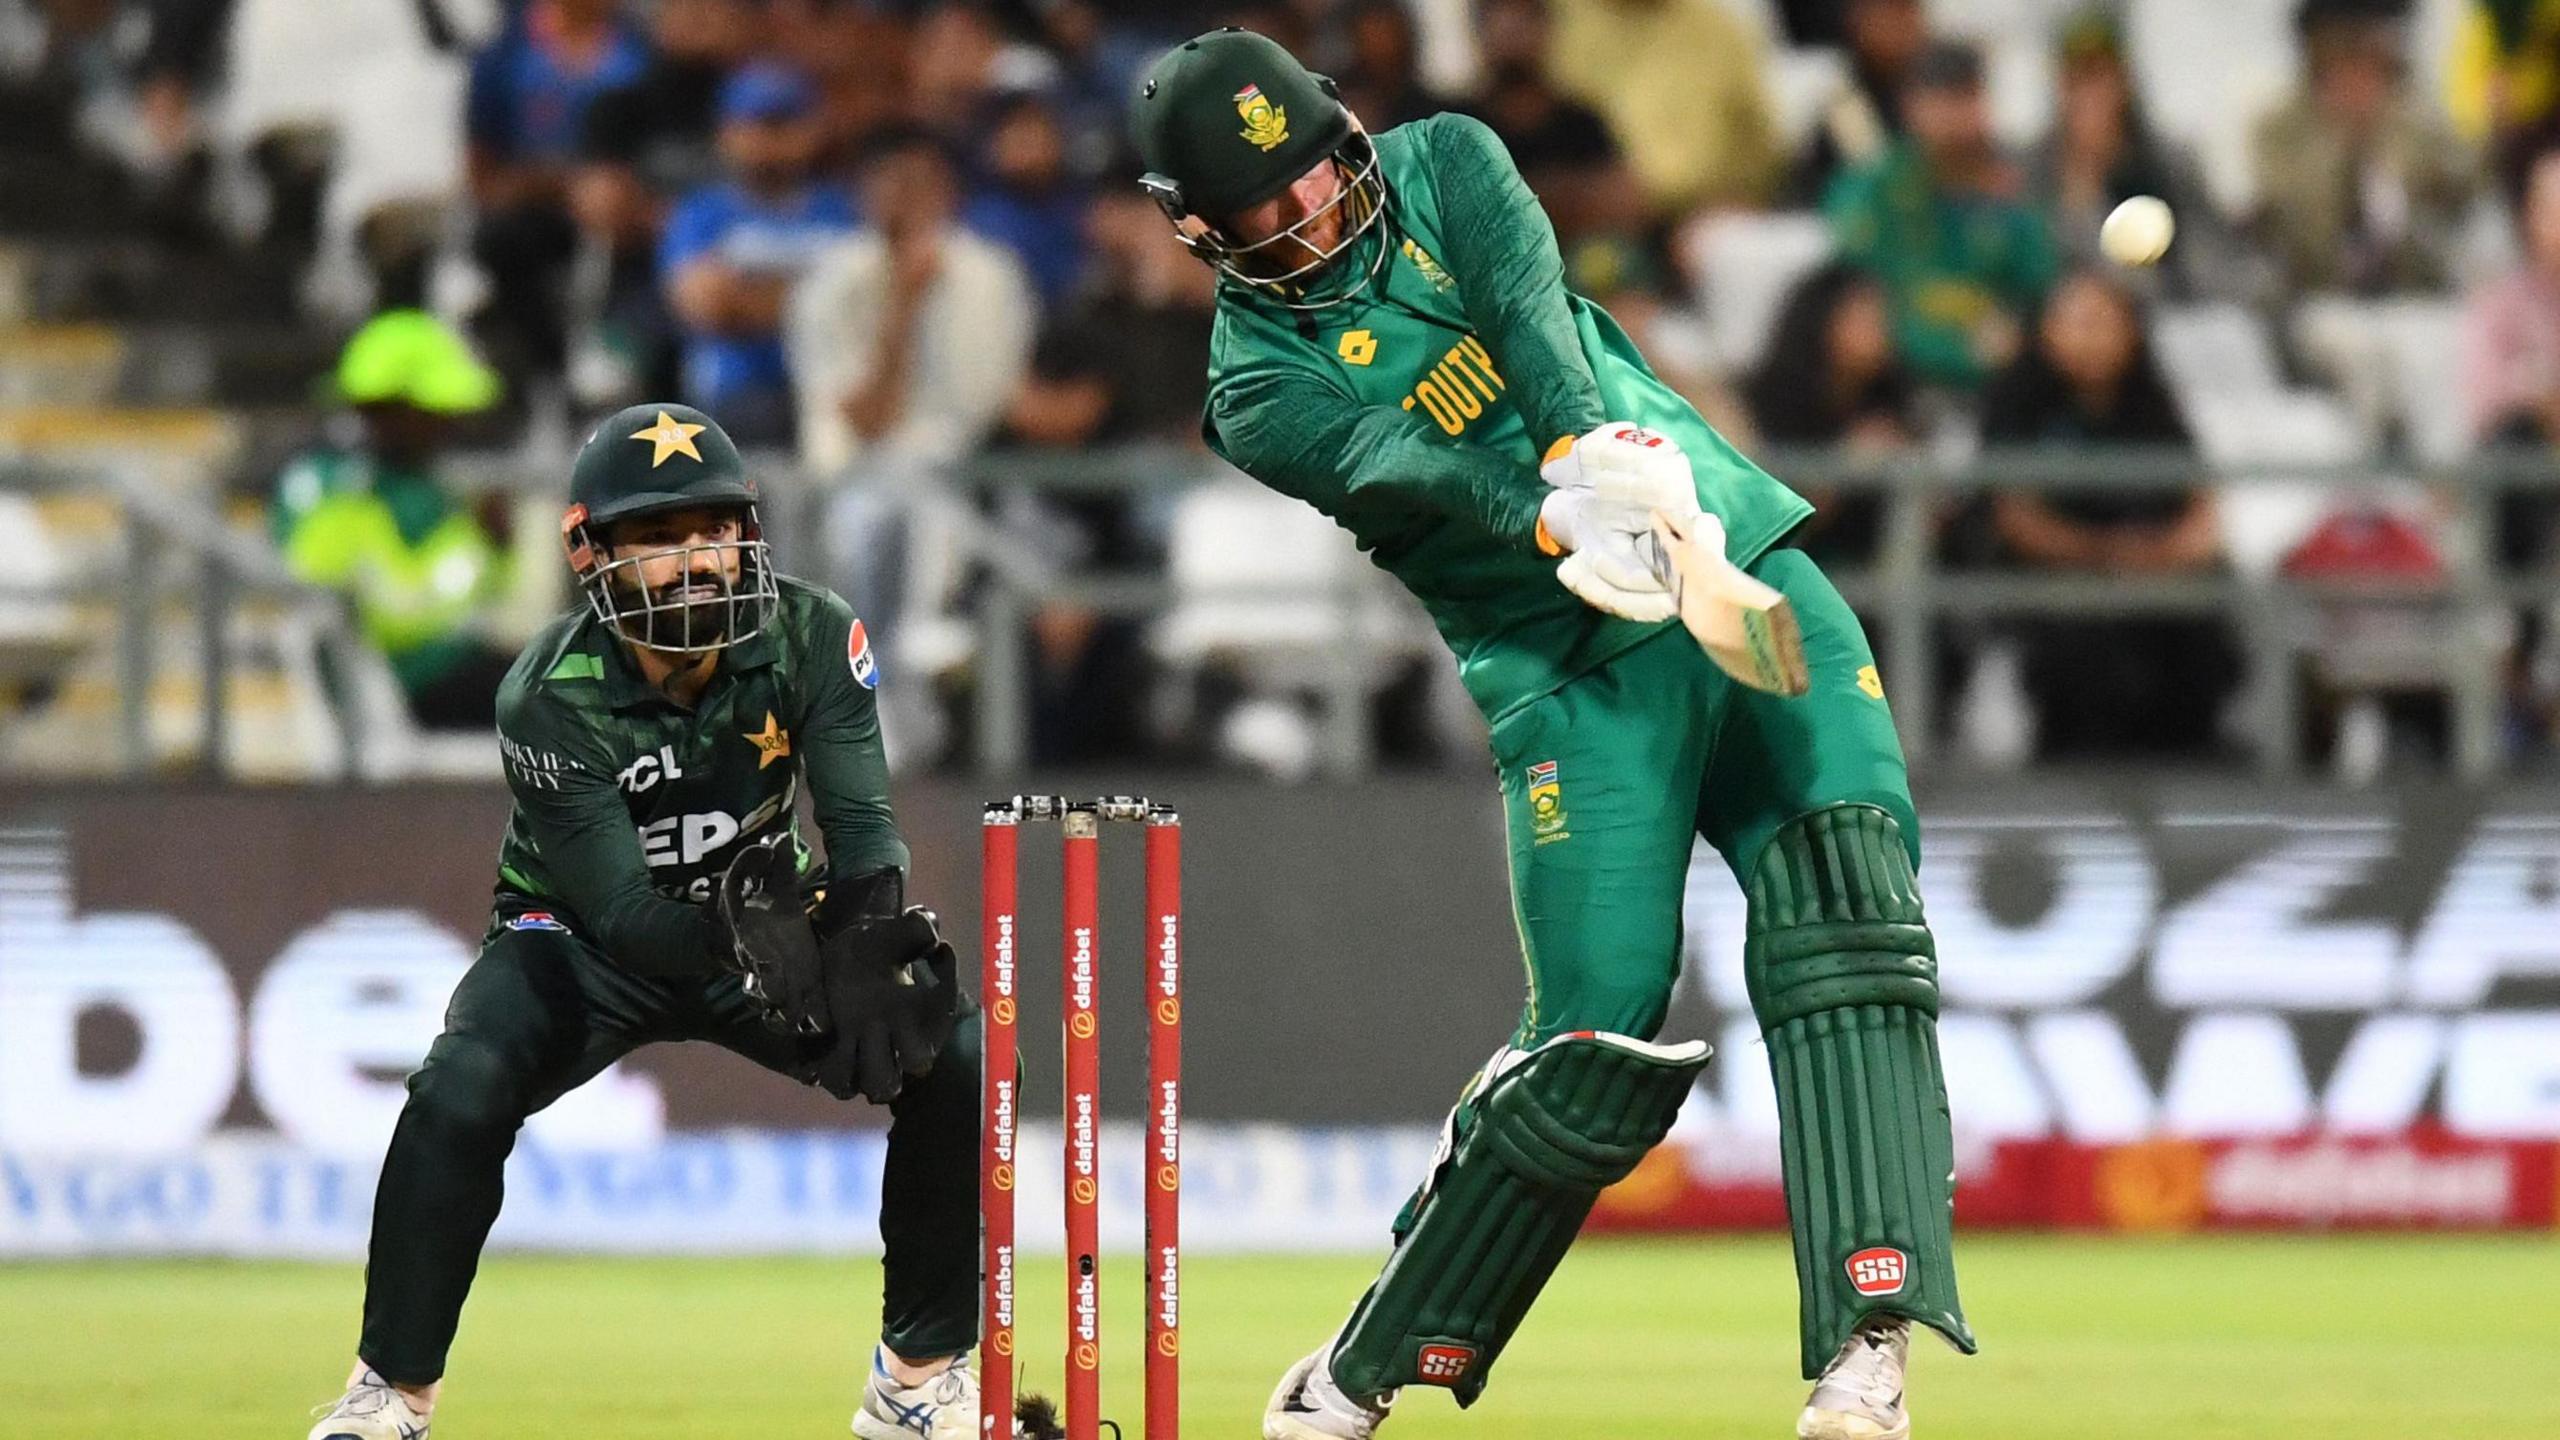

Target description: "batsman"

left=1133, top=30, right=1975, bottom=1440
left=306, top=403, right=987, bottom=1440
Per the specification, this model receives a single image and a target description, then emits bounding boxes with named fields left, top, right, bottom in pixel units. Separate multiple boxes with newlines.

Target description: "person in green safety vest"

left=270, top=310, right=520, bottom=729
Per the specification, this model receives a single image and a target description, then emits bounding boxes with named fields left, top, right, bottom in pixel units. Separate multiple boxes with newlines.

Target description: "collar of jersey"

left=587, top=615, right=781, bottom=713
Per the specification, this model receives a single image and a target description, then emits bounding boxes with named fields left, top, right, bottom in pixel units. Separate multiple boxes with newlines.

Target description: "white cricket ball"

left=2100, top=194, right=2175, bottom=267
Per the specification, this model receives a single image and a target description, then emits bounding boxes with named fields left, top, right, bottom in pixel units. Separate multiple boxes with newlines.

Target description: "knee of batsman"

left=1475, top=1033, right=1713, bottom=1192
left=1742, top=805, right=1939, bottom=1030
left=403, top=1039, right=537, bottom=1139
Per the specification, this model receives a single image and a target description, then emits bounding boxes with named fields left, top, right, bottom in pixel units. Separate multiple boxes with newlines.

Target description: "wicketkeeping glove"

left=808, top=868, right=962, bottom=1104
left=715, top=835, right=831, bottom=1037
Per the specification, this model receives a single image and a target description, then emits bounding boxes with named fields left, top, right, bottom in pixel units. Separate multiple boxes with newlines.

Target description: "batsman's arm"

left=795, top=588, right=911, bottom=886
left=1207, top=364, right=1549, bottom=545
left=1418, top=113, right=1609, bottom=453
left=498, top=698, right=726, bottom=977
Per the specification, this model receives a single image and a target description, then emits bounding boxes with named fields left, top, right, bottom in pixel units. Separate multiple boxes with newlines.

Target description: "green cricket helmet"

left=561, top=402, right=779, bottom=654
left=1131, top=27, right=1390, bottom=309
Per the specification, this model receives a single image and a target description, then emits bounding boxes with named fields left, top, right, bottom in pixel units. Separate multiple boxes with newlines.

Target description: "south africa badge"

left=1527, top=760, right=1567, bottom=844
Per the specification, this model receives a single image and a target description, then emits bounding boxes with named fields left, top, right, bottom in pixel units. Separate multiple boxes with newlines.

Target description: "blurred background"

left=4, top=2, right=2560, bottom=1413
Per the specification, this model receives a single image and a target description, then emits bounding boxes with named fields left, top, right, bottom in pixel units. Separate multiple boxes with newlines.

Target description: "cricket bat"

left=1649, top=510, right=1810, bottom=697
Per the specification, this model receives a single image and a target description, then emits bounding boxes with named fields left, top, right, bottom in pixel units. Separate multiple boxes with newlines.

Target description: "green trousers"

left=1489, top=546, right=1917, bottom=1045
left=356, top=920, right=981, bottom=1384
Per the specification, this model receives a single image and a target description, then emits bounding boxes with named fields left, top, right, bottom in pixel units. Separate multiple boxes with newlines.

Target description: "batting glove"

left=1539, top=422, right=1704, bottom=519
left=1538, top=488, right=1677, bottom=624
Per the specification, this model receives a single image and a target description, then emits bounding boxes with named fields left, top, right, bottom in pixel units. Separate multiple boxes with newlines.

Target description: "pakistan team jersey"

left=1204, top=112, right=1812, bottom=725
left=490, top=575, right=904, bottom=976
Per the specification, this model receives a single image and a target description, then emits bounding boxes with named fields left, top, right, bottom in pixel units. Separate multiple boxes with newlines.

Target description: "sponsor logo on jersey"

left=1232, top=83, right=1288, bottom=151
left=1336, top=328, right=1378, bottom=366
left=847, top=618, right=879, bottom=688
left=1527, top=760, right=1568, bottom=844
left=1846, top=1246, right=1910, bottom=1297
left=1415, top=1343, right=1476, bottom=1385
left=743, top=711, right=791, bottom=770
left=505, top=911, right=569, bottom=933
left=1858, top=664, right=1886, bottom=700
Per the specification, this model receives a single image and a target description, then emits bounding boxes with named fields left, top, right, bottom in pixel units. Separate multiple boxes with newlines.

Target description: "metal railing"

left=1, top=458, right=370, bottom=778
left=18, top=445, right=2560, bottom=781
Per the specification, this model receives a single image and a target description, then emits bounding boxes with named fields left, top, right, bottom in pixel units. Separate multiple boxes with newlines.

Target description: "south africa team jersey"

left=1203, top=112, right=1812, bottom=725
left=490, top=574, right=904, bottom=976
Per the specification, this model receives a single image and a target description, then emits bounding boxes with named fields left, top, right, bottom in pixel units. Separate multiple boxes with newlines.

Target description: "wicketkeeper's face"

left=604, top=505, right=746, bottom=612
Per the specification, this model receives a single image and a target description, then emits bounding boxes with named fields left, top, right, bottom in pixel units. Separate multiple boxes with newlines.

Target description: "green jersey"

left=490, top=575, right=905, bottom=976
left=1202, top=112, right=1811, bottom=724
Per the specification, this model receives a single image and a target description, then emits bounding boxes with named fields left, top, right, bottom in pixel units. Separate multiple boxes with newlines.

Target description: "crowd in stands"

left=17, top=0, right=2560, bottom=776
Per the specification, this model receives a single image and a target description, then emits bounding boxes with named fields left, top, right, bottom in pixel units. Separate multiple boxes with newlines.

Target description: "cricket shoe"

left=306, top=1369, right=430, bottom=1440
left=1263, top=1338, right=1395, bottom=1440
left=1797, top=1313, right=1912, bottom=1440
left=853, top=1348, right=978, bottom=1440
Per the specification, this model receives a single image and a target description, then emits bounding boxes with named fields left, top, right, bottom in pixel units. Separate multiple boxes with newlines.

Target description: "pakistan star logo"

left=630, top=410, right=706, bottom=468
left=744, top=711, right=791, bottom=769
left=1233, top=83, right=1289, bottom=151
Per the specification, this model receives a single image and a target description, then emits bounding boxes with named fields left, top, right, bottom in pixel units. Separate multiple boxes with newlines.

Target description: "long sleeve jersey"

left=490, top=575, right=906, bottom=975
left=1202, top=112, right=1811, bottom=726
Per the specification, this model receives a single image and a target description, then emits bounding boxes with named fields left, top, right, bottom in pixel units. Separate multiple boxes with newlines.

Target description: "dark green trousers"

left=357, top=922, right=981, bottom=1384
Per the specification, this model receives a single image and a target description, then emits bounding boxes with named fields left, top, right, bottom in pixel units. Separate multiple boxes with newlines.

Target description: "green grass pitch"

left=5, top=1234, right=2554, bottom=1438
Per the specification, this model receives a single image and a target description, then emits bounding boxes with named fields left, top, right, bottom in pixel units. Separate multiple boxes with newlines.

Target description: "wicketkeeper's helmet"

left=561, top=402, right=779, bottom=654
left=1131, top=27, right=1391, bottom=309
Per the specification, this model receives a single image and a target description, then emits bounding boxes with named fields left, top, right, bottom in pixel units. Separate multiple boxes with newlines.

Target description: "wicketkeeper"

left=1131, top=30, right=1976, bottom=1440
left=307, top=403, right=986, bottom=1440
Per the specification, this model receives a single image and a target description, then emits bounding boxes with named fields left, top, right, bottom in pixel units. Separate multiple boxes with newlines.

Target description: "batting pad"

left=1331, top=1029, right=1711, bottom=1405
left=1747, top=804, right=1977, bottom=1377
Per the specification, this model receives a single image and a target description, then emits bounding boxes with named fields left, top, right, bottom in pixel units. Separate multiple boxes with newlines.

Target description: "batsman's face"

left=1220, top=158, right=1349, bottom=276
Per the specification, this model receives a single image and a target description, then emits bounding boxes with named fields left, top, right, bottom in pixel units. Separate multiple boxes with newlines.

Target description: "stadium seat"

left=1679, top=210, right=1834, bottom=377
left=2126, top=0, right=2297, bottom=216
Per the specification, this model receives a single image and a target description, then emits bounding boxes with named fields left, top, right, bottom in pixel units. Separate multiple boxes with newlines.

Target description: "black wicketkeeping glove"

left=715, top=835, right=830, bottom=1037
left=807, top=868, right=961, bottom=1103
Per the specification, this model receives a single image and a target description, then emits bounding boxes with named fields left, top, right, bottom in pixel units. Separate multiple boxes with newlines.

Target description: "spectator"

left=1790, top=0, right=1926, bottom=202
left=2447, top=0, right=2560, bottom=196
left=787, top=127, right=1037, bottom=765
left=1546, top=0, right=1784, bottom=214
left=962, top=91, right=1093, bottom=308
left=994, top=190, right=1212, bottom=762
left=1007, top=190, right=1216, bottom=451
left=1827, top=41, right=2058, bottom=390
left=1461, top=0, right=1641, bottom=239
left=465, top=0, right=654, bottom=380
left=271, top=311, right=519, bottom=731
left=1329, top=0, right=1454, bottom=132
left=567, top=0, right=764, bottom=411
left=2027, top=8, right=2253, bottom=302
left=770, top=0, right=912, bottom=168
left=789, top=127, right=1037, bottom=475
left=1740, top=262, right=1919, bottom=562
left=1980, top=269, right=2238, bottom=757
left=661, top=62, right=856, bottom=448
left=2461, top=143, right=2560, bottom=737
left=2253, top=0, right=2477, bottom=299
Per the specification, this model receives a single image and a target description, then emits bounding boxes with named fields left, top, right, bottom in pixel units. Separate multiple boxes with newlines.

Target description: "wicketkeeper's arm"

left=1421, top=113, right=1609, bottom=456
left=499, top=702, right=727, bottom=976
left=795, top=588, right=910, bottom=888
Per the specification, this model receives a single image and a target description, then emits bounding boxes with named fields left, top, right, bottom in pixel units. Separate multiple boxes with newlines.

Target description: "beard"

left=608, top=568, right=740, bottom=650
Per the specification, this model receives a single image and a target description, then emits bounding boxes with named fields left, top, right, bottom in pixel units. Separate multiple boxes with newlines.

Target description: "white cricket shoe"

left=307, top=1369, right=431, bottom=1440
left=1797, top=1314, right=1912, bottom=1440
left=853, top=1348, right=979, bottom=1440
left=1263, top=1339, right=1395, bottom=1440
